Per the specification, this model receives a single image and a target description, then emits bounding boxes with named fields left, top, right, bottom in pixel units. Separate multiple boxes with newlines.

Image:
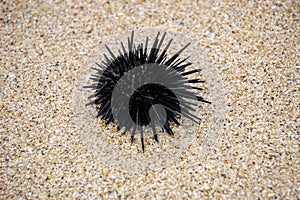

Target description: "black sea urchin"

left=85, top=31, right=210, bottom=152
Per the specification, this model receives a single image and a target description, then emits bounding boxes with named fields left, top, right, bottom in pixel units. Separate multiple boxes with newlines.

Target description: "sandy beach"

left=1, top=0, right=299, bottom=199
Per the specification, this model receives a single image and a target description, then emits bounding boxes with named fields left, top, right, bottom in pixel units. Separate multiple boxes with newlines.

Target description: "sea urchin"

left=85, top=31, right=210, bottom=152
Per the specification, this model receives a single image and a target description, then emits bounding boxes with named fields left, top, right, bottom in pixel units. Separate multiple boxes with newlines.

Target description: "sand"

left=1, top=0, right=299, bottom=199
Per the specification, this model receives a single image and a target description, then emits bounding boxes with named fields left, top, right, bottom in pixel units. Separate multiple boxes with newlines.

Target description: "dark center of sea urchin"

left=85, top=31, right=211, bottom=152
left=129, top=83, right=181, bottom=128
